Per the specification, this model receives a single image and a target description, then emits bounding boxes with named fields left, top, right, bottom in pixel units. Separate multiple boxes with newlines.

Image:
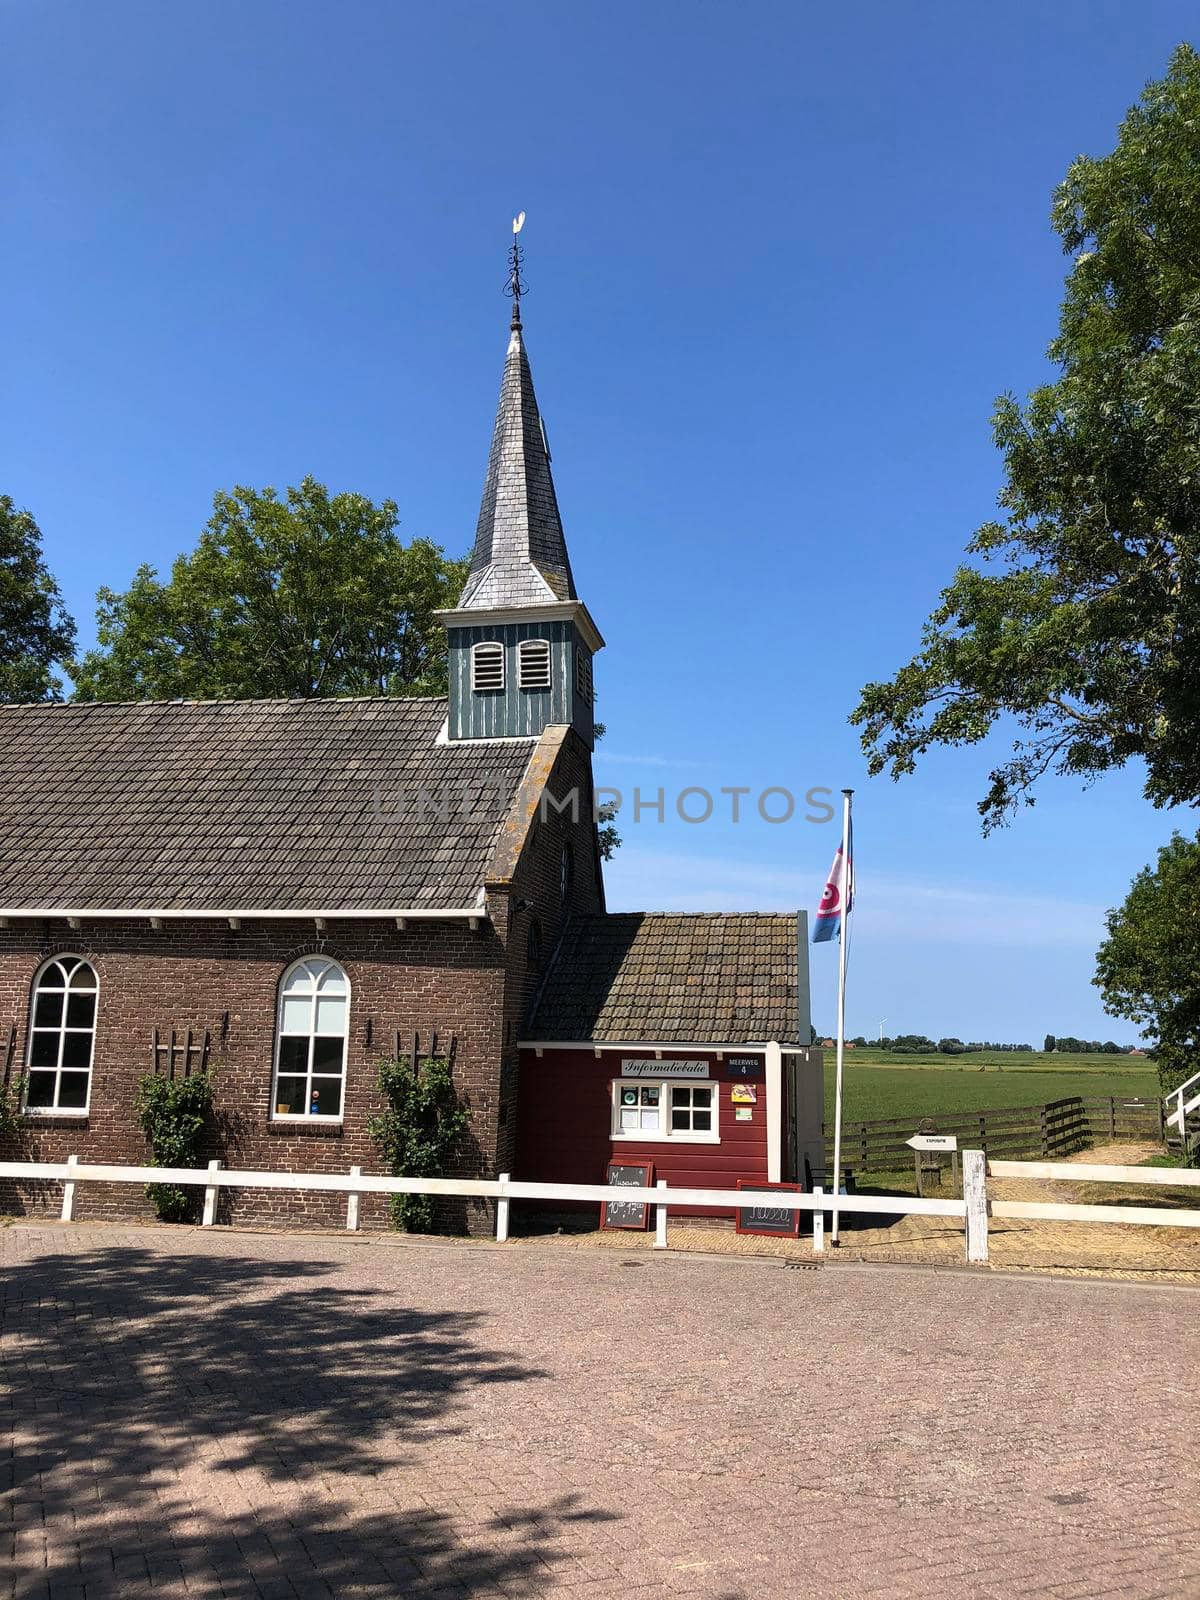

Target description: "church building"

left=0, top=256, right=821, bottom=1231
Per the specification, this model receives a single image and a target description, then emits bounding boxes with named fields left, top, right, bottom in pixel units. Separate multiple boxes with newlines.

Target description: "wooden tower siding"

left=448, top=619, right=593, bottom=745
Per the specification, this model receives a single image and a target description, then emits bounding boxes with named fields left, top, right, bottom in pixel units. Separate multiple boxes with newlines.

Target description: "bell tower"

left=436, top=222, right=603, bottom=744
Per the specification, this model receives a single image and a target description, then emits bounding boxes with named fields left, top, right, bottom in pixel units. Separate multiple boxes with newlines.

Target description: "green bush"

left=0, top=1075, right=27, bottom=1141
left=367, top=1054, right=470, bottom=1233
left=134, top=1072, right=214, bottom=1223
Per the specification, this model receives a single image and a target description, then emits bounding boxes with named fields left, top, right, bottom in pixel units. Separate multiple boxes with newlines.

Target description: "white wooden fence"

left=2, top=1150, right=1199, bottom=1264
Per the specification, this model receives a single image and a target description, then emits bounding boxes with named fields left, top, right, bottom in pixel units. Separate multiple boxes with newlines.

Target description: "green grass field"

left=823, top=1050, right=1159, bottom=1125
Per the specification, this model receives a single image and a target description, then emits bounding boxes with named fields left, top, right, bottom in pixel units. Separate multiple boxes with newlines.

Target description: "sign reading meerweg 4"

left=735, top=1180, right=803, bottom=1238
left=602, top=1161, right=654, bottom=1230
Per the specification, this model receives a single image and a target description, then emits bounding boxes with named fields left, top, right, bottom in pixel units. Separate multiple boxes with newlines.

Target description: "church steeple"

left=457, top=319, right=577, bottom=610
left=436, top=222, right=603, bottom=746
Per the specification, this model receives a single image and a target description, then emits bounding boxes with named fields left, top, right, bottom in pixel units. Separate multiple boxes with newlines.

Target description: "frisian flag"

left=813, top=837, right=853, bottom=943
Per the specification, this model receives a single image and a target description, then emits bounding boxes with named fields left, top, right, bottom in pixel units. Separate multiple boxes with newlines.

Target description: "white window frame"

left=271, top=956, right=350, bottom=1123
left=609, top=1078, right=720, bottom=1145
left=518, top=637, right=552, bottom=691
left=24, top=954, right=98, bottom=1116
left=471, top=640, right=505, bottom=692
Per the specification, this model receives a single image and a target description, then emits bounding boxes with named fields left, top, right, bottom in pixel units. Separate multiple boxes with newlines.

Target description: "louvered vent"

left=471, top=641, right=505, bottom=692
left=518, top=638, right=552, bottom=690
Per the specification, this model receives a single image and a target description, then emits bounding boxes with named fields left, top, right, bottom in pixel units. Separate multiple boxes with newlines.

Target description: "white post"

left=811, top=1184, right=824, bottom=1254
left=202, top=1159, right=220, bottom=1227
left=346, top=1165, right=361, bottom=1232
left=830, top=788, right=853, bottom=1246
left=654, top=1179, right=668, bottom=1249
left=495, top=1172, right=510, bottom=1243
left=963, top=1148, right=988, bottom=1262
left=60, top=1154, right=78, bottom=1222
left=765, top=1043, right=783, bottom=1182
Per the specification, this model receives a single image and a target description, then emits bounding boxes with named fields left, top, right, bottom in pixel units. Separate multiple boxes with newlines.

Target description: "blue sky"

left=5, top=1, right=1197, bottom=1043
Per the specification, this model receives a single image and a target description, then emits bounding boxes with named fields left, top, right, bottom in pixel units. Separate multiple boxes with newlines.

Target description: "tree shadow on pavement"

left=2, top=1240, right=620, bottom=1597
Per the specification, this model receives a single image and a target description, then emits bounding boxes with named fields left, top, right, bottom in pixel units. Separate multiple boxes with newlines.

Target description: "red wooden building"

left=518, top=913, right=823, bottom=1218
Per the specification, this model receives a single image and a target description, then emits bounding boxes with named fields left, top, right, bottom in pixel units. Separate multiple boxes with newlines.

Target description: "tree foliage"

left=134, top=1071, right=214, bottom=1222
left=366, top=1053, right=471, bottom=1233
left=0, top=496, right=76, bottom=702
left=73, top=477, right=467, bottom=702
left=853, top=46, right=1200, bottom=829
left=1095, top=830, right=1200, bottom=1092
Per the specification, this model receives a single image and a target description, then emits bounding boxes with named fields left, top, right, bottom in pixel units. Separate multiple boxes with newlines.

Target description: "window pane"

left=640, top=1109, right=660, bottom=1131
left=693, top=1110, right=712, bottom=1131
left=315, top=995, right=346, bottom=1036
left=278, top=1037, right=308, bottom=1076
left=29, top=1032, right=58, bottom=1069
left=316, top=965, right=346, bottom=995
left=283, top=965, right=315, bottom=994
left=620, top=1107, right=639, bottom=1130
left=33, top=991, right=63, bottom=1028
left=67, top=962, right=97, bottom=990
left=280, top=995, right=311, bottom=1034
left=58, top=1072, right=89, bottom=1109
left=620, top=1087, right=638, bottom=1108
left=692, top=1086, right=711, bottom=1107
left=26, top=1071, right=56, bottom=1107
left=61, top=1032, right=92, bottom=1070
left=310, top=1076, right=342, bottom=1116
left=274, top=1076, right=307, bottom=1115
left=671, top=1108, right=689, bottom=1131
left=640, top=1086, right=660, bottom=1106
left=312, top=1036, right=343, bottom=1074
left=670, top=1085, right=691, bottom=1108
left=66, top=992, right=96, bottom=1029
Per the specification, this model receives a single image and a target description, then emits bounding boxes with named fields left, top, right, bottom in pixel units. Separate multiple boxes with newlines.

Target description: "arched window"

left=518, top=637, right=551, bottom=690
left=471, top=640, right=505, bottom=692
left=26, top=956, right=98, bottom=1113
left=272, top=957, right=349, bottom=1120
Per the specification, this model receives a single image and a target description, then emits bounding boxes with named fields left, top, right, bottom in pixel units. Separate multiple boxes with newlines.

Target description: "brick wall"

left=0, top=729, right=604, bottom=1233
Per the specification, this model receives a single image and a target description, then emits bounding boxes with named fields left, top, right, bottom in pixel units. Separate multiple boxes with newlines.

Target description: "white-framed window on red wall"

left=610, top=1079, right=719, bottom=1144
left=25, top=955, right=98, bottom=1114
left=272, top=957, right=349, bottom=1120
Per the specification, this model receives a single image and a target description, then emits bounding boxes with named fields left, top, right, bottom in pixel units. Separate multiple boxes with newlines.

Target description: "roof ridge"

left=0, top=694, right=451, bottom=711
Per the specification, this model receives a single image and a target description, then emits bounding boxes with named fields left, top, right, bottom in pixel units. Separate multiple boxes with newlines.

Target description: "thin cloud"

left=603, top=849, right=1106, bottom=950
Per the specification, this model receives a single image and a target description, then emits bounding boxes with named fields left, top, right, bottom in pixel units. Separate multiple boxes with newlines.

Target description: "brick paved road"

left=3, top=1224, right=1199, bottom=1599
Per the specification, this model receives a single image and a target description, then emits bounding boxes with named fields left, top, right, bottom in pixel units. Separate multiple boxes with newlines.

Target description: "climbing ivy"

left=134, top=1072, right=214, bottom=1223
left=0, top=1075, right=27, bottom=1141
left=367, top=1053, right=470, bottom=1232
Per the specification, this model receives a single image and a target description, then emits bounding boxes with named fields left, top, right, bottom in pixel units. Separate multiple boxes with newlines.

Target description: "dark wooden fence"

left=823, top=1095, right=1163, bottom=1174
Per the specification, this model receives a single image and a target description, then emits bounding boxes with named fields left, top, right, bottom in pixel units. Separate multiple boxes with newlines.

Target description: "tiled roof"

left=457, top=326, right=577, bottom=609
left=527, top=912, right=802, bottom=1045
left=0, top=697, right=536, bottom=912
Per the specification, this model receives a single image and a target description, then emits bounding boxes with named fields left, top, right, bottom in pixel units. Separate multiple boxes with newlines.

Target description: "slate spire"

left=456, top=314, right=578, bottom=610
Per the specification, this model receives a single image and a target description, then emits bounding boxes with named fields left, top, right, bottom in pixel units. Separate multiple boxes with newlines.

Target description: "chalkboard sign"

left=602, top=1161, right=654, bottom=1230
left=735, top=1180, right=802, bottom=1238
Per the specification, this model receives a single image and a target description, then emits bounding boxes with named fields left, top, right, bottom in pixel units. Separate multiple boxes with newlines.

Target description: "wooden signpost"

left=735, top=1179, right=803, bottom=1238
left=601, top=1161, right=654, bottom=1230
left=907, top=1131, right=959, bottom=1194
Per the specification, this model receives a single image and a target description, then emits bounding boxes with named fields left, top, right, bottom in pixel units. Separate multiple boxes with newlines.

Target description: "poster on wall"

left=601, top=1161, right=654, bottom=1230
left=735, top=1180, right=803, bottom=1238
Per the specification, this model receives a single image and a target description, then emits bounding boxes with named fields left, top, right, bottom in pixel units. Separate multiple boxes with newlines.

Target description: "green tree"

left=1095, top=831, right=1200, bottom=1092
left=73, top=477, right=466, bottom=701
left=853, top=47, right=1200, bottom=830
left=1044, top=1034, right=1056, bottom=1053
left=0, top=496, right=76, bottom=702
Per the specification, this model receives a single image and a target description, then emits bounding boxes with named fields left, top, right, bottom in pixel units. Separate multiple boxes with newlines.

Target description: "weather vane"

left=506, top=210, right=526, bottom=329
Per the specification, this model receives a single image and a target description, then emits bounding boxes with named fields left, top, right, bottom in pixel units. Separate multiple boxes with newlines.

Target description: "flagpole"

left=830, top=788, right=853, bottom=1247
